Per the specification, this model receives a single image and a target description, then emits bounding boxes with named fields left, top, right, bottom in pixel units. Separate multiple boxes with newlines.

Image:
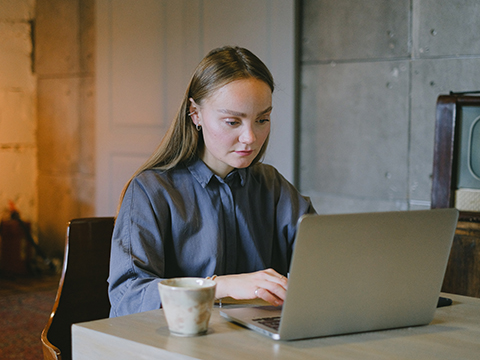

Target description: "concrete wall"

left=300, top=0, right=480, bottom=214
left=35, top=0, right=95, bottom=256
left=0, top=0, right=36, bottom=223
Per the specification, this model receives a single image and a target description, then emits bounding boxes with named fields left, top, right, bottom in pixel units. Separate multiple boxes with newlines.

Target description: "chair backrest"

left=41, top=217, right=115, bottom=360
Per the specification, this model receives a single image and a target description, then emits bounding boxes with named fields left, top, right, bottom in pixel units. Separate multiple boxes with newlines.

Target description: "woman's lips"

left=235, top=150, right=254, bottom=156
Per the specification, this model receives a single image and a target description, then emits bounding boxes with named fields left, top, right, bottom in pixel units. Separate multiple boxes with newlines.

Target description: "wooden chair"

left=431, top=94, right=480, bottom=298
left=41, top=217, right=115, bottom=360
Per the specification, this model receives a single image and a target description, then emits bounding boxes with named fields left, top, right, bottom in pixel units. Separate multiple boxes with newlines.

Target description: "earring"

left=196, top=123, right=202, bottom=131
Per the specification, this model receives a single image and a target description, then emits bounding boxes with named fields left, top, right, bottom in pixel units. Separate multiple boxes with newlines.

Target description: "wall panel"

left=301, top=61, right=409, bottom=213
left=303, top=0, right=410, bottom=62
left=413, top=0, right=480, bottom=58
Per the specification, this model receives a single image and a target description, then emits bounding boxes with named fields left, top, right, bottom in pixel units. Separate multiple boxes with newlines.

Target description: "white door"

left=95, top=0, right=296, bottom=216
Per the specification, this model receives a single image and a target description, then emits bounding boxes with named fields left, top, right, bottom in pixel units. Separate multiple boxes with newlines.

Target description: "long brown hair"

left=117, top=46, right=275, bottom=212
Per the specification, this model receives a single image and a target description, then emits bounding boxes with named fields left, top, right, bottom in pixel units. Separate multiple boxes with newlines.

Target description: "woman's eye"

left=226, top=120, right=239, bottom=126
left=259, top=118, right=270, bottom=124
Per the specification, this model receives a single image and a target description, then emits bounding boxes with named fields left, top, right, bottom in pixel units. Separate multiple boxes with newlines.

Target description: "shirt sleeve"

left=108, top=176, right=168, bottom=317
left=273, top=168, right=316, bottom=266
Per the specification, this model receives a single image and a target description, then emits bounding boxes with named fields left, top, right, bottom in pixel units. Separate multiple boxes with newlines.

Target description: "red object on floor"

left=0, top=220, right=33, bottom=275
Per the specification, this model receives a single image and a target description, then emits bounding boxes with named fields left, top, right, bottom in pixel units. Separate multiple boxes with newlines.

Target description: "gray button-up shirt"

left=108, top=157, right=315, bottom=317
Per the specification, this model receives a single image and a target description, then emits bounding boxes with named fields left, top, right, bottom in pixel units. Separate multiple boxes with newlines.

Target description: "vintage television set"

left=431, top=92, right=480, bottom=298
left=432, top=93, right=480, bottom=212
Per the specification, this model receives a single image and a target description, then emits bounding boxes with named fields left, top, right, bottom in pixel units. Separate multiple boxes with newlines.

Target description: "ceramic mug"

left=158, top=277, right=216, bottom=336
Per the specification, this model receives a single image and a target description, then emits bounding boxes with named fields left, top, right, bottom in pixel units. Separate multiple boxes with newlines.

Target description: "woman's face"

left=190, top=78, right=272, bottom=178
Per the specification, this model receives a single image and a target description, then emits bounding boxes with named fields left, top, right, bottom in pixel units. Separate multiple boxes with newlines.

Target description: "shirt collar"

left=186, top=157, right=247, bottom=188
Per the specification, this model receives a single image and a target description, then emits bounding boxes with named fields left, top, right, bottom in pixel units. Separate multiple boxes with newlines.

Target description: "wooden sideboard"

left=442, top=213, right=480, bottom=297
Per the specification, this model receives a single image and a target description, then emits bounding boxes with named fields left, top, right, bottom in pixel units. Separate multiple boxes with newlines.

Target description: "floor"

left=0, top=272, right=61, bottom=360
left=0, top=273, right=61, bottom=296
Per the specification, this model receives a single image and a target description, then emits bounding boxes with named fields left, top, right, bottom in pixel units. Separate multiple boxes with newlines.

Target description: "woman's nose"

left=239, top=125, right=256, bottom=144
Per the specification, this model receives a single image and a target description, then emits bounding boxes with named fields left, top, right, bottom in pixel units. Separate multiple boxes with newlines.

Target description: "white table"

left=72, top=293, right=480, bottom=359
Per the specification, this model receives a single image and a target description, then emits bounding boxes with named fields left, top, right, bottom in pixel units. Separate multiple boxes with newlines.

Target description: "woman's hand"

left=214, top=269, right=288, bottom=306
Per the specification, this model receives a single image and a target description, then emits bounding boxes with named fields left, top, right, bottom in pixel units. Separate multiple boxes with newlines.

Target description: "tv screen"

left=456, top=106, right=480, bottom=189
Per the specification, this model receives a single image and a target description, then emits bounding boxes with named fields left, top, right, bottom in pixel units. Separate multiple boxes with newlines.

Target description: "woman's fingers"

left=214, top=269, right=289, bottom=306
left=262, top=268, right=288, bottom=289
left=252, top=269, right=288, bottom=306
left=254, top=286, right=285, bottom=306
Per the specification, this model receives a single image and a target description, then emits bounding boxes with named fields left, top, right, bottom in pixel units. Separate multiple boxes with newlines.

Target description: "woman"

left=108, top=46, right=315, bottom=317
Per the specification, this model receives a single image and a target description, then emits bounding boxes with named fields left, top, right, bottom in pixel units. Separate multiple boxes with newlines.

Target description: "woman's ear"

left=188, top=98, right=200, bottom=124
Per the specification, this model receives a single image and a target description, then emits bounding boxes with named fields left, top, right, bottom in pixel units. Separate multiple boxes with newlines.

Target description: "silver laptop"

left=220, top=209, right=459, bottom=340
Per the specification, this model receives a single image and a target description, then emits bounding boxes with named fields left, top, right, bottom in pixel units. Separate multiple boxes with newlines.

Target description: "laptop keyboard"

left=253, top=316, right=281, bottom=331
